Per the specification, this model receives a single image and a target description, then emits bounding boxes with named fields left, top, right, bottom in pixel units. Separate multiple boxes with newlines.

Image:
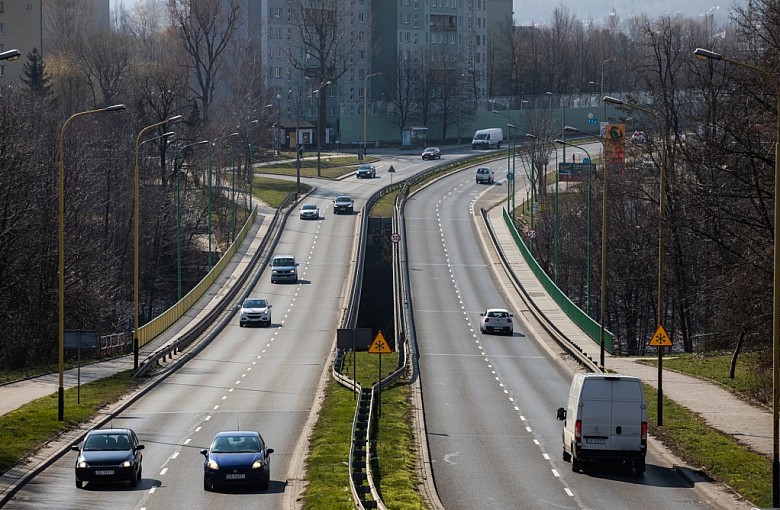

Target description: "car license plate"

left=226, top=473, right=245, bottom=480
left=585, top=438, right=606, bottom=444
left=95, top=470, right=115, bottom=475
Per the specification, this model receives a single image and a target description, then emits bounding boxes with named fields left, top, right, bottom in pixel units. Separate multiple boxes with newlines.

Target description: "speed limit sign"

left=527, top=229, right=537, bottom=239
left=390, top=232, right=401, bottom=243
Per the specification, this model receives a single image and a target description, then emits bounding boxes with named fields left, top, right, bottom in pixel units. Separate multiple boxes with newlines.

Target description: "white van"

left=471, top=128, right=504, bottom=149
left=556, top=373, right=647, bottom=474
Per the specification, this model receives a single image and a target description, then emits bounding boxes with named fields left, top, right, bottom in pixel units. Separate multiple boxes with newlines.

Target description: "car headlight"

left=252, top=460, right=264, bottom=470
left=207, top=459, right=219, bottom=470
left=77, top=460, right=89, bottom=468
left=121, top=460, right=132, bottom=468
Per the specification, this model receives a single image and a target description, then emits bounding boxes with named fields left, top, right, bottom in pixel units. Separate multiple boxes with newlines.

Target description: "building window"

left=0, top=3, right=4, bottom=13
left=0, top=23, right=3, bottom=34
left=0, top=65, right=4, bottom=77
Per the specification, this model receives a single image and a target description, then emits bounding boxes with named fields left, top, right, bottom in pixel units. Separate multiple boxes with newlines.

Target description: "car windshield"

left=84, top=433, right=131, bottom=451
left=244, top=299, right=267, bottom=308
left=302, top=204, right=316, bottom=210
left=358, top=165, right=372, bottom=170
left=273, top=258, right=294, bottom=266
left=211, top=435, right=261, bottom=454
left=487, top=310, right=508, bottom=318
left=336, top=197, right=351, bottom=203
left=478, top=168, right=489, bottom=173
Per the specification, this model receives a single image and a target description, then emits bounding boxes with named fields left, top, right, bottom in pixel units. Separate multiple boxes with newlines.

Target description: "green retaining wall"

left=502, top=208, right=613, bottom=352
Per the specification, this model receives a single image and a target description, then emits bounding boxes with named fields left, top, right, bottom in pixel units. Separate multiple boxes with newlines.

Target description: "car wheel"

left=571, top=457, right=582, bottom=472
left=130, top=472, right=138, bottom=487
left=562, top=449, right=571, bottom=462
left=76, top=480, right=83, bottom=489
left=204, top=479, right=211, bottom=491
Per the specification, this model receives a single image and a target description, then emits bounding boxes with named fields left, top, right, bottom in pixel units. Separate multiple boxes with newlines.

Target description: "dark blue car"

left=201, top=431, right=274, bottom=491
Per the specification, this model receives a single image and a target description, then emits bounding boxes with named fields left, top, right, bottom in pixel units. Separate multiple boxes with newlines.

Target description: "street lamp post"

left=134, top=116, right=181, bottom=372
left=566, top=126, right=609, bottom=369
left=603, top=94, right=668, bottom=425
left=600, top=57, right=616, bottom=129
left=527, top=133, right=537, bottom=252
left=313, top=80, right=331, bottom=177
left=0, top=49, right=21, bottom=61
left=206, top=132, right=239, bottom=271
left=492, top=103, right=516, bottom=221
left=58, top=103, right=126, bottom=420
left=363, top=72, right=382, bottom=159
left=246, top=119, right=259, bottom=211
left=693, top=47, right=780, bottom=507
left=554, top=139, right=593, bottom=317
left=174, top=140, right=208, bottom=301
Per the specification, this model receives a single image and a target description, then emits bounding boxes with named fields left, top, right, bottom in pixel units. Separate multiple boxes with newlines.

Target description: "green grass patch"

left=258, top=155, right=376, bottom=180
left=638, top=351, right=771, bottom=407
left=303, top=351, right=425, bottom=509
left=0, top=370, right=141, bottom=474
left=252, top=176, right=313, bottom=208
left=644, top=384, right=770, bottom=508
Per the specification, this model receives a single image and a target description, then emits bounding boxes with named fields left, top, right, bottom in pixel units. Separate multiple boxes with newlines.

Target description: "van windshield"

left=273, top=258, right=294, bottom=266
left=474, top=133, right=488, bottom=140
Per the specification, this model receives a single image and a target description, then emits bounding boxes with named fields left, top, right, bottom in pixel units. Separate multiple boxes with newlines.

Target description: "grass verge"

left=644, top=384, right=769, bottom=508
left=303, top=351, right=425, bottom=510
left=0, top=370, right=140, bottom=474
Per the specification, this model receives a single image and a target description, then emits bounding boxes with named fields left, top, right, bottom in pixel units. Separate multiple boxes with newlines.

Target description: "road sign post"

left=368, top=331, right=392, bottom=417
left=648, top=325, right=672, bottom=425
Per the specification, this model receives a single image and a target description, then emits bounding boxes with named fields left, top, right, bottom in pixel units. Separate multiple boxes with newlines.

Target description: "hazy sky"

left=512, top=0, right=741, bottom=26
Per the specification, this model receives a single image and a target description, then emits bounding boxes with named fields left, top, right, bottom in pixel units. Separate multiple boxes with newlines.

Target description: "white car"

left=479, top=308, right=513, bottom=335
left=239, top=298, right=272, bottom=327
left=299, top=203, right=319, bottom=219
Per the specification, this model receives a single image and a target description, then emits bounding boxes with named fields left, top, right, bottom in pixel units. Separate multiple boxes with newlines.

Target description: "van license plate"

left=585, top=438, right=606, bottom=444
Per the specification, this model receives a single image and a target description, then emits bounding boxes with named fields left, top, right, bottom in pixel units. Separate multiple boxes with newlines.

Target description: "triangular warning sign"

left=648, top=325, right=672, bottom=347
left=368, top=331, right=392, bottom=353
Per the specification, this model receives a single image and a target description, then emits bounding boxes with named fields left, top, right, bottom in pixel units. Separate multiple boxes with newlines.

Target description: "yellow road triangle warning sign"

left=368, top=331, right=392, bottom=353
left=648, top=325, right=672, bottom=347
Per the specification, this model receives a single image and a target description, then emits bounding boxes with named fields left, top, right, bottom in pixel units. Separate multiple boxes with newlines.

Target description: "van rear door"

left=579, top=377, right=612, bottom=451
left=608, top=378, right=645, bottom=452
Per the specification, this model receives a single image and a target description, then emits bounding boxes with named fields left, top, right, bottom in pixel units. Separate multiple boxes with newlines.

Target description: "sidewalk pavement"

left=484, top=203, right=773, bottom=460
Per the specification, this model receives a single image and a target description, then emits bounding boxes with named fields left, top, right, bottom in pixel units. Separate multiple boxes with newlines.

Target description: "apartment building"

left=246, top=0, right=510, bottom=143
left=0, top=0, right=109, bottom=86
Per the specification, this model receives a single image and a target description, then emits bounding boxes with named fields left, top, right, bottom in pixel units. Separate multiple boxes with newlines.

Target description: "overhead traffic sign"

left=368, top=331, right=392, bottom=353
left=648, top=325, right=672, bottom=347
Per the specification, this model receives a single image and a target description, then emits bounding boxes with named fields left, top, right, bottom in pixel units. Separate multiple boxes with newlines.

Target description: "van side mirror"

left=556, top=407, right=566, bottom=420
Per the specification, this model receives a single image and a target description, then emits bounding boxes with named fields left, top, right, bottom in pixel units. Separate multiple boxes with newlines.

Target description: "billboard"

left=558, top=162, right=594, bottom=182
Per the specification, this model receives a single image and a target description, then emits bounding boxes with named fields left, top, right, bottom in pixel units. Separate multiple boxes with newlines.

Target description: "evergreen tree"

left=20, top=48, right=51, bottom=96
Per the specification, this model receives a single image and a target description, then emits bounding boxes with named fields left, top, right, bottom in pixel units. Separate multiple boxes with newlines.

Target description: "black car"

left=201, top=431, right=274, bottom=491
left=356, top=164, right=376, bottom=178
left=333, top=195, right=354, bottom=214
left=421, top=147, right=441, bottom=160
left=72, top=428, right=144, bottom=488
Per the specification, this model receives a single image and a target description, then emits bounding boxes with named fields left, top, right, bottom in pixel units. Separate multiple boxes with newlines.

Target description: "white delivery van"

left=556, top=373, right=647, bottom=474
left=471, top=128, right=504, bottom=149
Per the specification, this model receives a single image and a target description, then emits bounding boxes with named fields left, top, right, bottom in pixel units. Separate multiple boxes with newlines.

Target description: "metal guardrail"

left=134, top=193, right=299, bottom=377
left=481, top=208, right=602, bottom=373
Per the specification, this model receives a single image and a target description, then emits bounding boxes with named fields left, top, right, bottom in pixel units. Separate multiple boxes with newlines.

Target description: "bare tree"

left=288, top=0, right=361, bottom=166
left=167, top=0, right=242, bottom=121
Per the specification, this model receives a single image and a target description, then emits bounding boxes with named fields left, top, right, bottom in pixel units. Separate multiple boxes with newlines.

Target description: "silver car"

left=299, top=203, right=320, bottom=219
left=479, top=308, right=513, bottom=335
left=239, top=298, right=272, bottom=327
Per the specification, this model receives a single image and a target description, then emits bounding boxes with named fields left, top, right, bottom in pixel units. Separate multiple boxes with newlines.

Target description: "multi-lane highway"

left=405, top=154, right=734, bottom=509
left=1, top=152, right=447, bottom=509
left=3, top=147, right=736, bottom=509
